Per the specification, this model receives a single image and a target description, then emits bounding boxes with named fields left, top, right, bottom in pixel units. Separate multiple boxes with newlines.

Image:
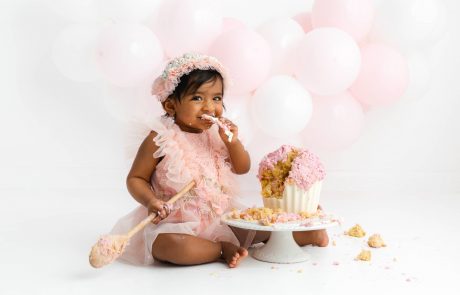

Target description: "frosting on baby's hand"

left=201, top=114, right=233, bottom=142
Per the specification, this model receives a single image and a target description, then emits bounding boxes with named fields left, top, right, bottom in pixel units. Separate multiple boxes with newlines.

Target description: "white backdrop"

left=0, top=0, right=459, bottom=194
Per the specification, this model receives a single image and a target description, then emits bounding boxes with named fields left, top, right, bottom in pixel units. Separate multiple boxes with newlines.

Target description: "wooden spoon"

left=89, top=180, right=196, bottom=268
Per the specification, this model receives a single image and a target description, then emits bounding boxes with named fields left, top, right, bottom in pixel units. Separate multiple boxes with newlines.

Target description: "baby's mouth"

left=200, top=114, right=217, bottom=122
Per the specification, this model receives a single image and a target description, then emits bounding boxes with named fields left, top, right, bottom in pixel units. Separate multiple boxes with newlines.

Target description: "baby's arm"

left=218, top=118, right=250, bottom=174
left=226, top=139, right=251, bottom=174
left=126, top=131, right=168, bottom=222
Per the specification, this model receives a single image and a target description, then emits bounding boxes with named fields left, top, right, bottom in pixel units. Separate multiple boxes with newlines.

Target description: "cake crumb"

left=332, top=261, right=340, bottom=266
left=332, top=240, right=337, bottom=246
left=368, top=234, right=386, bottom=248
left=346, top=224, right=366, bottom=237
left=355, top=250, right=371, bottom=261
left=297, top=269, right=303, bottom=273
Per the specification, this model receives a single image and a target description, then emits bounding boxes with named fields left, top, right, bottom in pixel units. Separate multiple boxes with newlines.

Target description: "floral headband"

left=152, top=53, right=230, bottom=102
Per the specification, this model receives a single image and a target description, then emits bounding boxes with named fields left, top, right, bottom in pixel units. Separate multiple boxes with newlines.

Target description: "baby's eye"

left=191, top=96, right=203, bottom=101
left=213, top=96, right=222, bottom=101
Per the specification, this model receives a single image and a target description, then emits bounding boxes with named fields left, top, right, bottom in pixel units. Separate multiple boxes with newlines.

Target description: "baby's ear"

left=162, top=99, right=175, bottom=116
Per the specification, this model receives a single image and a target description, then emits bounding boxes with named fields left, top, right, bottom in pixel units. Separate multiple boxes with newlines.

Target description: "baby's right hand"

left=147, top=198, right=171, bottom=224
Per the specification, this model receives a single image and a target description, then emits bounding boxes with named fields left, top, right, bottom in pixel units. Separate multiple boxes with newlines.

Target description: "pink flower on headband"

left=152, top=53, right=230, bottom=102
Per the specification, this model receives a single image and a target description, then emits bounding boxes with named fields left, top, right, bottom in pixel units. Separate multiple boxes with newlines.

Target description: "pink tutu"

left=110, top=116, right=241, bottom=265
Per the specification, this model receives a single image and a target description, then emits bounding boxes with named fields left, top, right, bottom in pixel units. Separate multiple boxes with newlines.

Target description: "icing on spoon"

left=201, top=114, right=233, bottom=142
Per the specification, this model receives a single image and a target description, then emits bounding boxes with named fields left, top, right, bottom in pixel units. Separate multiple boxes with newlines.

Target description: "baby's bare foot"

left=313, top=229, right=329, bottom=247
left=221, top=242, right=248, bottom=268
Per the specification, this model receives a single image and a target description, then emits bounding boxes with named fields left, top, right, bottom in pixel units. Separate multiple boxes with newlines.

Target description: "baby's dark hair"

left=167, top=69, right=224, bottom=102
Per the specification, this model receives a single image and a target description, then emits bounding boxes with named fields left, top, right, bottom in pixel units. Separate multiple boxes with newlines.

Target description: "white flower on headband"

left=152, top=53, right=230, bottom=102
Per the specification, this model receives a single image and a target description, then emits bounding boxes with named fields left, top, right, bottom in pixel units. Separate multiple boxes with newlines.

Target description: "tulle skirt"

left=110, top=205, right=240, bottom=265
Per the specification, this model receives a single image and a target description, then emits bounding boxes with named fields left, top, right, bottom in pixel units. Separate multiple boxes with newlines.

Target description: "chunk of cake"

left=346, top=224, right=366, bottom=238
left=368, top=234, right=386, bottom=248
left=355, top=250, right=371, bottom=261
left=257, top=145, right=325, bottom=214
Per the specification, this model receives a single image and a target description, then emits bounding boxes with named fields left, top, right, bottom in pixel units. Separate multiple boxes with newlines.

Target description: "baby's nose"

left=202, top=99, right=214, bottom=111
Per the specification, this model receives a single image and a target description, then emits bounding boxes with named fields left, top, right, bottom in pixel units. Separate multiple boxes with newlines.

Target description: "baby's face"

left=173, top=78, right=224, bottom=133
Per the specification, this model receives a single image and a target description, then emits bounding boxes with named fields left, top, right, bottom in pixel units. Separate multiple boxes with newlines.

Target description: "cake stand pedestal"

left=222, top=213, right=338, bottom=264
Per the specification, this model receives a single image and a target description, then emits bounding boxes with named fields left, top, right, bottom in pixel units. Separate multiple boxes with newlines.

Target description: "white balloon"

left=257, top=18, right=304, bottom=75
left=223, top=96, right=255, bottom=146
left=97, top=0, right=162, bottom=22
left=97, top=23, right=164, bottom=87
left=46, top=0, right=99, bottom=22
left=404, top=53, right=432, bottom=100
left=251, top=76, right=313, bottom=139
left=51, top=24, right=102, bottom=82
left=371, top=0, right=446, bottom=52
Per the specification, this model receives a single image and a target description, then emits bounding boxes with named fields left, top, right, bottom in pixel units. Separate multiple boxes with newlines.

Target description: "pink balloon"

left=350, top=43, right=409, bottom=107
left=97, top=24, right=164, bottom=87
left=222, top=17, right=246, bottom=33
left=292, top=12, right=313, bottom=33
left=303, top=92, right=364, bottom=151
left=312, top=0, right=375, bottom=42
left=208, top=28, right=271, bottom=95
left=295, top=28, right=361, bottom=96
left=154, top=0, right=222, bottom=57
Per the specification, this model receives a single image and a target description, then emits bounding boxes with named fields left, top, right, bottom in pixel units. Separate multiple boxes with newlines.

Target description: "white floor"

left=1, top=188, right=459, bottom=295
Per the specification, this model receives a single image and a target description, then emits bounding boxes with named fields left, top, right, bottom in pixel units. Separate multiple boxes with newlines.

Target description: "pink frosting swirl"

left=257, top=145, right=326, bottom=191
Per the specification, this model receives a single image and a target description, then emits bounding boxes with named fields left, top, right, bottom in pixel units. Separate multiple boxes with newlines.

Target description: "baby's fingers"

left=152, top=214, right=162, bottom=224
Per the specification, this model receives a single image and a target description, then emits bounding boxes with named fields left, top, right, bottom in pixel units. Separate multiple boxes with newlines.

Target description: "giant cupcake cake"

left=257, top=145, right=325, bottom=214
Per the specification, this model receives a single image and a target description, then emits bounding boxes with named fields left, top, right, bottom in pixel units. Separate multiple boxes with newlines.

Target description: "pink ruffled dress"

left=110, top=116, right=241, bottom=265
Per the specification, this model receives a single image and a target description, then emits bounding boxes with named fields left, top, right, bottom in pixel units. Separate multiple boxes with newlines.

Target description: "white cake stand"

left=222, top=213, right=339, bottom=264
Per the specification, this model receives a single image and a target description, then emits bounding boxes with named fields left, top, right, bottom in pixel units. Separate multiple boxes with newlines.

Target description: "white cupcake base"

left=222, top=212, right=338, bottom=264
left=263, top=181, right=322, bottom=214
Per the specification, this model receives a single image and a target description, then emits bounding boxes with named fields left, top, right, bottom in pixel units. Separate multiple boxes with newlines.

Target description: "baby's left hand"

left=217, top=117, right=238, bottom=144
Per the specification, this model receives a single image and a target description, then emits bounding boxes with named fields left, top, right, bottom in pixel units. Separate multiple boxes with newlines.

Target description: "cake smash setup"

left=221, top=145, right=340, bottom=263
left=89, top=143, right=340, bottom=267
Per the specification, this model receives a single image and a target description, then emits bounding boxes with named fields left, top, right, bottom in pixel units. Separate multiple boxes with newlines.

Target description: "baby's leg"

left=152, top=233, right=248, bottom=268
left=229, top=226, right=271, bottom=246
left=230, top=226, right=328, bottom=247
left=293, top=230, right=329, bottom=247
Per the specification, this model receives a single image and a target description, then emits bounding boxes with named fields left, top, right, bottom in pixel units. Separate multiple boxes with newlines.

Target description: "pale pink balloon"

left=208, top=28, right=271, bottom=95
left=97, top=24, right=164, bottom=87
left=222, top=17, right=246, bottom=33
left=303, top=92, right=364, bottom=151
left=257, top=18, right=304, bottom=75
left=295, top=28, right=361, bottom=96
left=154, top=0, right=222, bottom=57
left=312, top=0, right=375, bottom=42
left=292, top=12, right=313, bottom=33
left=350, top=43, right=409, bottom=107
